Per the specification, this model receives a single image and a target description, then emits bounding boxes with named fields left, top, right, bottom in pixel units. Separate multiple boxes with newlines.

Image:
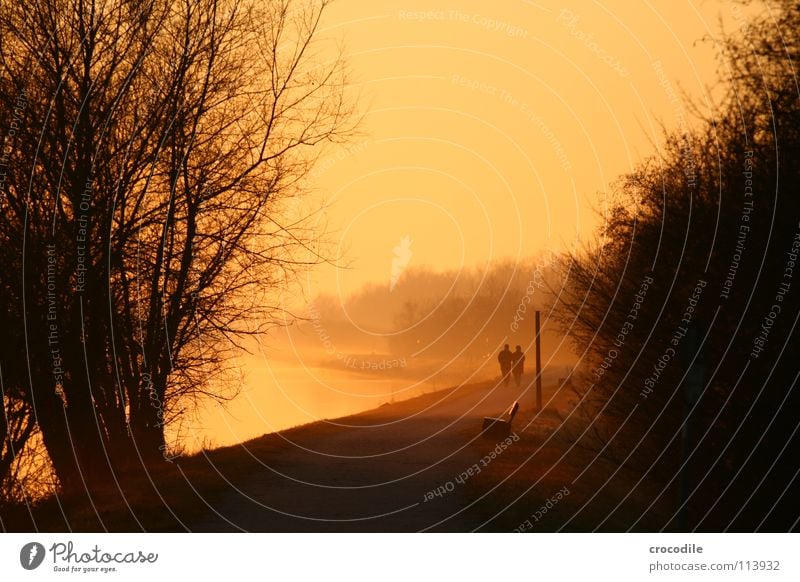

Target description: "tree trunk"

left=129, top=401, right=167, bottom=464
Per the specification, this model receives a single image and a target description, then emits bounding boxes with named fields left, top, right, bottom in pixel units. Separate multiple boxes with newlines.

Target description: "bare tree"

left=0, top=394, right=36, bottom=503
left=0, top=0, right=352, bottom=499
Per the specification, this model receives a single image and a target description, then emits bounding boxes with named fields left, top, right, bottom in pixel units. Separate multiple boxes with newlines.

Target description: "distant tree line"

left=310, top=254, right=563, bottom=367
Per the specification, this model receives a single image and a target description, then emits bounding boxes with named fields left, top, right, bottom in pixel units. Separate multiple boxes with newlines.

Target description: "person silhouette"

left=498, top=344, right=513, bottom=386
left=512, top=345, right=525, bottom=387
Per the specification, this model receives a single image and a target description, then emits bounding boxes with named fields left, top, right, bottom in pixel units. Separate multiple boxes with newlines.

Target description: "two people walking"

left=498, top=344, right=525, bottom=387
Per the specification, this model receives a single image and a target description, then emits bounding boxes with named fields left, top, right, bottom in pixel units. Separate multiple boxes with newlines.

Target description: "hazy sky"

left=297, top=0, right=755, bottom=300
left=185, top=0, right=765, bottom=448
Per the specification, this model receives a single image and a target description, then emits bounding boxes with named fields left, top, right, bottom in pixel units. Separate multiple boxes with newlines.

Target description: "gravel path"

left=191, top=377, right=535, bottom=532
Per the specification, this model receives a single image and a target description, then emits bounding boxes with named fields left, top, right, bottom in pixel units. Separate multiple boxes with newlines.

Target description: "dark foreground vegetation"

left=553, top=0, right=800, bottom=530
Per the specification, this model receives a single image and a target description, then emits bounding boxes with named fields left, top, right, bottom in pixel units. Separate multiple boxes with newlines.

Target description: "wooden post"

left=535, top=310, right=542, bottom=411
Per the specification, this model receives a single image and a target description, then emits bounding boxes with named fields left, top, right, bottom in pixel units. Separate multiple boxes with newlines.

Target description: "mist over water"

left=178, top=257, right=578, bottom=451
left=179, top=355, right=489, bottom=452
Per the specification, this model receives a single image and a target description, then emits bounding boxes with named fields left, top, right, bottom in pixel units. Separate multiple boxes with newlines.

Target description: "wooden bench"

left=481, top=401, right=520, bottom=439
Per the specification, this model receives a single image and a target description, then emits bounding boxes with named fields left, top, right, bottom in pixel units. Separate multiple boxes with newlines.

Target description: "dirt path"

left=191, top=376, right=539, bottom=532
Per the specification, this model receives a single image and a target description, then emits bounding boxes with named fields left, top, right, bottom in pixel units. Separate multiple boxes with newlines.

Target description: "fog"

left=179, top=254, right=578, bottom=451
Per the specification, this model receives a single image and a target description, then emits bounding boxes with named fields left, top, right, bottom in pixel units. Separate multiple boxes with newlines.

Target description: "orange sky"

left=292, top=0, right=756, bottom=300
left=182, top=0, right=767, bottom=450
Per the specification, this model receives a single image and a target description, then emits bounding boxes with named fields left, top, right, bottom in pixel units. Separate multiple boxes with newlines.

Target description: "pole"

left=535, top=310, right=542, bottom=411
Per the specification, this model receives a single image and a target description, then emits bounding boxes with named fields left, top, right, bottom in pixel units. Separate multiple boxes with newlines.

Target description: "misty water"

left=169, top=258, right=579, bottom=453
left=174, top=335, right=577, bottom=453
left=176, top=355, right=496, bottom=452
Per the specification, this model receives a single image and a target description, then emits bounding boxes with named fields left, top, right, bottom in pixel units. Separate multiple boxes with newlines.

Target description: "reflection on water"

left=174, top=355, right=494, bottom=452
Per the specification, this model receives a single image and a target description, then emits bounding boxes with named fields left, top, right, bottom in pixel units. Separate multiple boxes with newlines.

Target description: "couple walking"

left=498, top=344, right=525, bottom=387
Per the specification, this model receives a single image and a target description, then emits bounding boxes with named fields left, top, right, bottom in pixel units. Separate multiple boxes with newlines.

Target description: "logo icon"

left=20, top=542, right=46, bottom=570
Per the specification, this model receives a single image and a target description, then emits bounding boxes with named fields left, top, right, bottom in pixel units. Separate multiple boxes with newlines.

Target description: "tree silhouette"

left=553, top=0, right=800, bottom=529
left=0, top=0, right=351, bottom=500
